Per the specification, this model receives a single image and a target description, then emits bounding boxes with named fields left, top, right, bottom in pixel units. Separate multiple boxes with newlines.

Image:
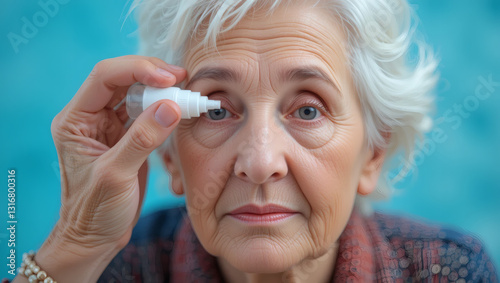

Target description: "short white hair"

left=130, top=0, right=439, bottom=214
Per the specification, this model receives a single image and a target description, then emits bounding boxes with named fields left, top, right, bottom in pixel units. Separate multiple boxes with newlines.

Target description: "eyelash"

left=201, top=94, right=239, bottom=126
left=287, top=99, right=328, bottom=127
left=202, top=93, right=329, bottom=126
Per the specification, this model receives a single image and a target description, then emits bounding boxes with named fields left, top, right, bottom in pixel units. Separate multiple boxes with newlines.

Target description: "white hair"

left=130, top=0, right=439, bottom=214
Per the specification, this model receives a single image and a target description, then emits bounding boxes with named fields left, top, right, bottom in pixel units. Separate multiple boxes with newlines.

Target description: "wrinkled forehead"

left=182, top=3, right=351, bottom=90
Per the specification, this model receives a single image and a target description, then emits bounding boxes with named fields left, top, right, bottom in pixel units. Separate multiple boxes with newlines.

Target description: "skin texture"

left=163, top=3, right=387, bottom=283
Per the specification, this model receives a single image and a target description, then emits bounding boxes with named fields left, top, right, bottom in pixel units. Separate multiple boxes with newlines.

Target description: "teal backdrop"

left=1, top=1, right=499, bottom=279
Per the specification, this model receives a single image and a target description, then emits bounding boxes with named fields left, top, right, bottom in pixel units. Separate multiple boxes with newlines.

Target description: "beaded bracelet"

left=18, top=251, right=57, bottom=283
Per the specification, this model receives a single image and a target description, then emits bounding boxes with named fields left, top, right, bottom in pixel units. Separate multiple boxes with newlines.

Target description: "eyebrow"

left=282, top=66, right=341, bottom=92
left=185, top=67, right=240, bottom=89
left=185, top=65, right=340, bottom=92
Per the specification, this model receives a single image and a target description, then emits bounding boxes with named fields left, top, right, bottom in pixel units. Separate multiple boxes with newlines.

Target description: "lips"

left=228, top=204, right=297, bottom=223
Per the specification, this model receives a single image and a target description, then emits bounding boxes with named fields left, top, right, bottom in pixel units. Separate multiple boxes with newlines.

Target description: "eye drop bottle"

left=126, top=83, right=221, bottom=119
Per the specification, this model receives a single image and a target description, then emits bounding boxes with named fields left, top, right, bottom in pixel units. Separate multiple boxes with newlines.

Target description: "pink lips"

left=228, top=204, right=297, bottom=224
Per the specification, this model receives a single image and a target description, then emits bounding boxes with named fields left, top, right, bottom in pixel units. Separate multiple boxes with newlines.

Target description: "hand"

left=34, top=56, right=185, bottom=282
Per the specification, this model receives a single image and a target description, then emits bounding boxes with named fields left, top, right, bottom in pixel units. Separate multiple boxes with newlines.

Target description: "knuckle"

left=50, top=113, right=65, bottom=140
left=148, top=56, right=167, bottom=66
left=89, top=59, right=111, bottom=80
left=129, top=124, right=157, bottom=150
left=133, top=59, right=153, bottom=73
left=51, top=113, right=61, bottom=133
left=120, top=54, right=138, bottom=60
left=133, top=59, right=162, bottom=85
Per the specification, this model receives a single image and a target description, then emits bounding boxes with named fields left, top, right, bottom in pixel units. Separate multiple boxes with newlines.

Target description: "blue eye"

left=293, top=106, right=320, bottom=120
left=207, top=108, right=231, bottom=120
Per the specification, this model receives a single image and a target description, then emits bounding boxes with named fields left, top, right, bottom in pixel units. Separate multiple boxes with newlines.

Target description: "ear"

left=357, top=135, right=390, bottom=196
left=162, top=143, right=184, bottom=196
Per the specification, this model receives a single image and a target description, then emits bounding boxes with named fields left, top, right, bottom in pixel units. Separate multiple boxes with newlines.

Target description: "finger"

left=104, top=59, right=187, bottom=110
left=72, top=56, right=186, bottom=113
left=133, top=161, right=149, bottom=226
left=105, top=86, right=128, bottom=109
left=114, top=103, right=130, bottom=125
left=101, top=99, right=181, bottom=175
left=145, top=56, right=187, bottom=83
left=118, top=55, right=187, bottom=83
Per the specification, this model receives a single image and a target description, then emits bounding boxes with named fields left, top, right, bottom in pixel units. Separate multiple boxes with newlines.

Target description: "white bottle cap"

left=126, top=83, right=221, bottom=119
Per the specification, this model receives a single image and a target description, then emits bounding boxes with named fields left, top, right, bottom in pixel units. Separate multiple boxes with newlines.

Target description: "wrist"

left=33, top=245, right=119, bottom=283
left=31, top=223, right=124, bottom=283
left=17, top=252, right=57, bottom=283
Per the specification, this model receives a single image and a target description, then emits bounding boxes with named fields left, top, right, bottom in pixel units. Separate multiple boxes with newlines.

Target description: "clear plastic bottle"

left=126, top=83, right=221, bottom=119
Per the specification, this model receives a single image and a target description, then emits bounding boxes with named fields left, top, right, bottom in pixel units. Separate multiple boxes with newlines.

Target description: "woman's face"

left=163, top=3, right=385, bottom=273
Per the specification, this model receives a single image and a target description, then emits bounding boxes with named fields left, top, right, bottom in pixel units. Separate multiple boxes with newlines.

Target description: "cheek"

left=176, top=106, right=243, bottom=149
left=291, top=117, right=365, bottom=244
left=174, top=127, right=226, bottom=216
left=284, top=116, right=336, bottom=149
left=294, top=112, right=365, bottom=196
left=294, top=136, right=359, bottom=213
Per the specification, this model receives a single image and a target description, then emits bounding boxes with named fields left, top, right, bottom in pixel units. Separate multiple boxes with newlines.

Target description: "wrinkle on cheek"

left=307, top=190, right=355, bottom=249
left=193, top=122, right=239, bottom=149
left=290, top=122, right=363, bottom=246
left=284, top=108, right=357, bottom=150
left=175, top=125, right=234, bottom=221
left=309, top=112, right=363, bottom=155
left=310, top=204, right=335, bottom=243
left=182, top=161, right=225, bottom=241
left=176, top=117, right=239, bottom=149
left=174, top=124, right=201, bottom=158
left=286, top=119, right=336, bottom=149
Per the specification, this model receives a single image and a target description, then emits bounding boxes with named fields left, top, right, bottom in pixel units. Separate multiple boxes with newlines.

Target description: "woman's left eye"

left=207, top=108, right=232, bottom=120
left=292, top=106, right=321, bottom=120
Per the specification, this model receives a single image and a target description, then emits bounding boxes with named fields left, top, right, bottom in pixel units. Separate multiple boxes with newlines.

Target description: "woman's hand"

left=28, top=56, right=185, bottom=282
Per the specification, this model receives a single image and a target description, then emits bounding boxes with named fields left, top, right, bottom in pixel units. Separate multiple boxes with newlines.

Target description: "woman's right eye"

left=207, top=108, right=231, bottom=120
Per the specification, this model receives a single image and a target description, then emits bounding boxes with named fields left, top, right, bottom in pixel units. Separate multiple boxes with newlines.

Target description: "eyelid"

left=206, top=92, right=239, bottom=113
left=201, top=94, right=239, bottom=123
left=201, top=109, right=236, bottom=125
left=285, top=96, right=332, bottom=128
left=292, top=105, right=321, bottom=120
left=288, top=97, right=329, bottom=117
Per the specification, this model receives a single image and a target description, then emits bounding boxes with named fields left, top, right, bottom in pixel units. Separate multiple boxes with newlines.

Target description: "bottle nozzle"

left=207, top=100, right=221, bottom=110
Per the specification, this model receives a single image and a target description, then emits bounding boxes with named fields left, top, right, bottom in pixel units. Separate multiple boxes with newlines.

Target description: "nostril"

left=238, top=172, right=248, bottom=179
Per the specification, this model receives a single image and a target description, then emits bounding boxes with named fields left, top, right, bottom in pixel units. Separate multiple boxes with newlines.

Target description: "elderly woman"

left=9, top=0, right=498, bottom=282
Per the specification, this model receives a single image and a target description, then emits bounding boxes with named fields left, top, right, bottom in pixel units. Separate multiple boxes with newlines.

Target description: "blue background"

left=1, top=0, right=499, bottom=279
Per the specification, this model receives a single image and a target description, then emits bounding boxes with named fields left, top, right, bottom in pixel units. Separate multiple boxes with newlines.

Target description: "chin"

left=228, top=256, right=295, bottom=274
left=222, top=239, right=303, bottom=273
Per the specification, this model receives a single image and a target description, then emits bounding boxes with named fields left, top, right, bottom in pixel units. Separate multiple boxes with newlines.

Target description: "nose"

left=233, top=122, right=288, bottom=184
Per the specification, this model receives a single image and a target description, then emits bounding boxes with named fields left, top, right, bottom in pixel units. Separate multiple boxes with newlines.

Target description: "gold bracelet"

left=18, top=251, right=57, bottom=283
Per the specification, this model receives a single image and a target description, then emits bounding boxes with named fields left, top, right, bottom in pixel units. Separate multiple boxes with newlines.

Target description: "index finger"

left=71, top=56, right=187, bottom=113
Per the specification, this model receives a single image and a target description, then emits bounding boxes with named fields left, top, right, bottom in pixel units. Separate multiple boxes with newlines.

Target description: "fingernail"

left=155, top=104, right=178, bottom=128
left=156, top=68, right=175, bottom=79
left=166, top=64, right=184, bottom=71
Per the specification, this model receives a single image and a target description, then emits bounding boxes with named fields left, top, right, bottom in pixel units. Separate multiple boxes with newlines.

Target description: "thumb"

left=105, top=100, right=181, bottom=175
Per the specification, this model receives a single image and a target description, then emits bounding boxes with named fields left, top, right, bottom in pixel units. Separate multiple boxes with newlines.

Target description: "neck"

left=217, top=245, right=338, bottom=283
